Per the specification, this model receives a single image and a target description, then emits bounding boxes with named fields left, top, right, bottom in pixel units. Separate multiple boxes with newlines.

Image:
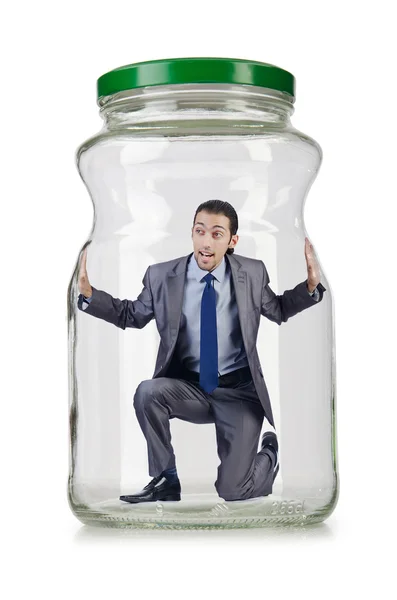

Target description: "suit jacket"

left=77, top=251, right=326, bottom=428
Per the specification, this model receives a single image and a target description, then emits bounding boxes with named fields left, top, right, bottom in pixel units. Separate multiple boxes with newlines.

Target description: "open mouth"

left=199, top=251, right=214, bottom=258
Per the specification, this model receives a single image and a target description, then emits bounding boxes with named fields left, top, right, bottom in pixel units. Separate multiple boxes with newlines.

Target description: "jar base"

left=70, top=490, right=337, bottom=530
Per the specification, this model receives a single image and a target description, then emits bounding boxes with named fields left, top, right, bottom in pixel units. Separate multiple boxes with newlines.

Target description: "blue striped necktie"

left=199, top=273, right=218, bottom=393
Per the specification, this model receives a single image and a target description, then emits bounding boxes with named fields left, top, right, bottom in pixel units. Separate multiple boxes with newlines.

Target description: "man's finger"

left=305, top=241, right=315, bottom=257
left=79, top=248, right=88, bottom=278
left=81, top=247, right=88, bottom=269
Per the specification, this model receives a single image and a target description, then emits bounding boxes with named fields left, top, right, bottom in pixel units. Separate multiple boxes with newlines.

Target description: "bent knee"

left=215, top=477, right=252, bottom=501
left=216, top=485, right=251, bottom=502
left=133, top=378, right=169, bottom=410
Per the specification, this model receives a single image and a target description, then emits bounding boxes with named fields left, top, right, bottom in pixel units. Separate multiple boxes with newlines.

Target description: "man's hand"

left=78, top=246, right=93, bottom=298
left=304, top=237, right=321, bottom=292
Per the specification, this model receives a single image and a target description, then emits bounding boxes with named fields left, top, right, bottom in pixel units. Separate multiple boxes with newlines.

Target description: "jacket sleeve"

left=260, top=261, right=326, bottom=325
left=77, top=266, right=154, bottom=330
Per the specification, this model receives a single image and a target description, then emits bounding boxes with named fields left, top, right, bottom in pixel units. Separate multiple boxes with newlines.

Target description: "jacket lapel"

left=166, top=253, right=191, bottom=341
left=226, top=253, right=249, bottom=351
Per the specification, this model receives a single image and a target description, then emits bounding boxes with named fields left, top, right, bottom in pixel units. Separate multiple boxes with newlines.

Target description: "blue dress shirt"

left=174, top=253, right=248, bottom=376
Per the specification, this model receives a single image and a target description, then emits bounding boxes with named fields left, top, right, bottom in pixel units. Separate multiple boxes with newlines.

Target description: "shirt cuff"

left=308, top=286, right=320, bottom=301
left=81, top=294, right=93, bottom=310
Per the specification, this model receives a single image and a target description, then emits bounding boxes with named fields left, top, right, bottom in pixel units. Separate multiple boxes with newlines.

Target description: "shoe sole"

left=119, top=493, right=181, bottom=503
left=273, top=463, right=279, bottom=483
left=159, top=494, right=181, bottom=501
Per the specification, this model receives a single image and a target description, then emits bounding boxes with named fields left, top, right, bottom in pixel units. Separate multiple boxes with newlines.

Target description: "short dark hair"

left=193, top=199, right=238, bottom=255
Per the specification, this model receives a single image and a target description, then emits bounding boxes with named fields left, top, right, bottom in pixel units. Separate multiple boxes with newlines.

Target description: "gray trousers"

left=133, top=375, right=277, bottom=501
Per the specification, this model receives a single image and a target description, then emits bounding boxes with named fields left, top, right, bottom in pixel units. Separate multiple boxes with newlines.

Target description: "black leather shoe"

left=260, top=431, right=279, bottom=482
left=120, top=475, right=181, bottom=503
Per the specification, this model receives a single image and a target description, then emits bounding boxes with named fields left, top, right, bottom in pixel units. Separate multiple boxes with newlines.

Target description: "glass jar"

left=68, top=57, right=338, bottom=529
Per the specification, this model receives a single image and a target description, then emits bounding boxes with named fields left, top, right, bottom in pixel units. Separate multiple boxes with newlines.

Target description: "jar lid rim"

left=97, top=57, right=295, bottom=102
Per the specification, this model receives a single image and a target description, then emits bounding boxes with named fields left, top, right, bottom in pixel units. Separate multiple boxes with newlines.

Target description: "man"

left=77, top=199, right=326, bottom=503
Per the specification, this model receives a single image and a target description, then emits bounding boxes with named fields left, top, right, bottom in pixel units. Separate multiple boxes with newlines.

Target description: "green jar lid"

left=97, top=57, right=295, bottom=103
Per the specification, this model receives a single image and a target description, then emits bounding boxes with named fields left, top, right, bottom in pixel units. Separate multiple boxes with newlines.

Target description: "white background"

left=3, top=0, right=395, bottom=597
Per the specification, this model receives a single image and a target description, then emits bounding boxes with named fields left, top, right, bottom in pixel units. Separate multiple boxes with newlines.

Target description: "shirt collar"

left=189, top=252, right=227, bottom=283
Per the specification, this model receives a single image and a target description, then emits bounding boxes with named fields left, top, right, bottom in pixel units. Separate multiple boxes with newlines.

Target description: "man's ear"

left=229, top=234, right=239, bottom=248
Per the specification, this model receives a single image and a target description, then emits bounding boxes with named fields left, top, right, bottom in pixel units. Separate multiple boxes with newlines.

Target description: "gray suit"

left=77, top=251, right=326, bottom=500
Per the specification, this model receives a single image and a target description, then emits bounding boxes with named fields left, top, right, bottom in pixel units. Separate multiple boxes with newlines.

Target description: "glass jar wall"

left=67, top=58, right=337, bottom=529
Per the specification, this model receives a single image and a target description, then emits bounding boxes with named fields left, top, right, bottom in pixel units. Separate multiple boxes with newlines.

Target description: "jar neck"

left=98, top=83, right=294, bottom=132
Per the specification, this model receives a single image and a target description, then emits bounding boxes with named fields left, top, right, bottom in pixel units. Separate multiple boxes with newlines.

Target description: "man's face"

left=191, top=211, right=238, bottom=271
